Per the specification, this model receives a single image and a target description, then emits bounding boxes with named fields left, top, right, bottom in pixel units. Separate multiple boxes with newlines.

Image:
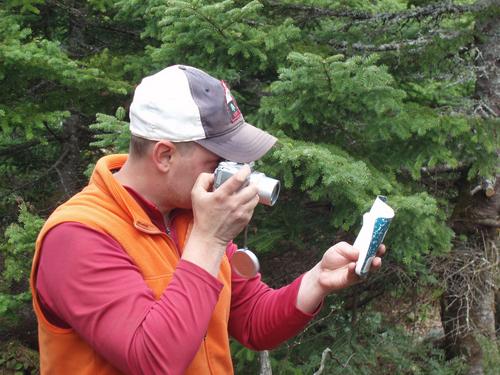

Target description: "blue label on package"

left=359, top=217, right=391, bottom=275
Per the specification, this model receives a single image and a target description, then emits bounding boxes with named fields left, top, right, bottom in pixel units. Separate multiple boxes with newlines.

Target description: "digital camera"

left=213, top=162, right=280, bottom=206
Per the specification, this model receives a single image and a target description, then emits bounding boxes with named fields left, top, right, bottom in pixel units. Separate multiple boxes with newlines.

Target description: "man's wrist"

left=181, top=229, right=227, bottom=276
left=296, top=262, right=328, bottom=314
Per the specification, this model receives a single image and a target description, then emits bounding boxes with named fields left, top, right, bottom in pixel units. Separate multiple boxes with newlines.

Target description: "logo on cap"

left=221, top=80, right=242, bottom=124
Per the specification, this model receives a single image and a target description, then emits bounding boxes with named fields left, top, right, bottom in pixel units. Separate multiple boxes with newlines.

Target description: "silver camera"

left=213, top=162, right=280, bottom=206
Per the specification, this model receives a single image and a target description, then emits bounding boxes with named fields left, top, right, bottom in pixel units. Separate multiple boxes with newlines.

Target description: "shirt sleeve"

left=36, top=222, right=223, bottom=375
left=226, top=243, right=320, bottom=350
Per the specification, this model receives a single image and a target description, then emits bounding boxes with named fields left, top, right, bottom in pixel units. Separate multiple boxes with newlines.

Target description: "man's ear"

left=151, top=141, right=176, bottom=173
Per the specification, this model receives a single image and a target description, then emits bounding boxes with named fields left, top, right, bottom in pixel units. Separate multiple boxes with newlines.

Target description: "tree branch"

left=330, top=31, right=461, bottom=52
left=470, top=179, right=496, bottom=197
left=313, top=348, right=355, bottom=375
left=452, top=218, right=500, bottom=229
left=7, top=148, right=70, bottom=193
left=0, top=140, right=41, bottom=158
left=43, top=121, right=64, bottom=142
left=259, top=351, right=272, bottom=375
left=48, top=0, right=141, bottom=41
left=420, top=163, right=468, bottom=175
left=267, top=1, right=484, bottom=24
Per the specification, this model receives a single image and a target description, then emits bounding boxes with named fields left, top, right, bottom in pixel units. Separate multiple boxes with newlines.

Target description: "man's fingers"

left=334, top=242, right=359, bottom=262
left=377, top=244, right=386, bottom=257
left=320, top=263, right=360, bottom=290
left=371, top=257, right=382, bottom=270
left=216, top=164, right=252, bottom=195
left=193, top=172, right=215, bottom=193
left=234, top=183, right=259, bottom=205
left=239, top=192, right=260, bottom=212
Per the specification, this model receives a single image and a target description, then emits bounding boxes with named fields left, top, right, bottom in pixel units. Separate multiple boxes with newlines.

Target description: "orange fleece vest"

left=30, top=154, right=233, bottom=374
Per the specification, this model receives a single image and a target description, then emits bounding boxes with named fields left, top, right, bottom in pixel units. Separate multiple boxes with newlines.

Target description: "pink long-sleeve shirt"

left=35, top=186, right=318, bottom=374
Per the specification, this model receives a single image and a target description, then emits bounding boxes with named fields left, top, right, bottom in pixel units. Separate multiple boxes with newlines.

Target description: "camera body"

left=213, top=161, right=280, bottom=206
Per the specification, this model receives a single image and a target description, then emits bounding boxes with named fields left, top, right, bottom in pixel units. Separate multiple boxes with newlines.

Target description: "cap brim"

left=195, top=122, right=277, bottom=163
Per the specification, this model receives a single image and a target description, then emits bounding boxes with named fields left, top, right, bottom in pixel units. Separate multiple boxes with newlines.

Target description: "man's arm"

left=227, top=242, right=385, bottom=349
left=227, top=244, right=318, bottom=350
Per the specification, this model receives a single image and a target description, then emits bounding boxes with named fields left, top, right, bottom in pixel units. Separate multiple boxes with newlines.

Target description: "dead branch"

left=330, top=31, right=461, bottom=52
left=433, top=235, right=499, bottom=337
left=475, top=101, right=499, bottom=117
left=421, top=163, right=468, bottom=175
left=266, top=1, right=484, bottom=24
left=297, top=305, right=337, bottom=338
left=313, top=348, right=355, bottom=375
left=470, top=179, right=496, bottom=198
left=472, top=219, right=500, bottom=228
left=259, top=351, right=272, bottom=375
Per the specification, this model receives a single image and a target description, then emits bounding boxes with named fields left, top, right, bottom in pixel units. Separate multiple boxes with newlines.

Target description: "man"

left=30, top=65, right=385, bottom=374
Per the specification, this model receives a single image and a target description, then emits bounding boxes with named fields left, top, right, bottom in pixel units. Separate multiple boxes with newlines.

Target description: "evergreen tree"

left=1, top=0, right=498, bottom=373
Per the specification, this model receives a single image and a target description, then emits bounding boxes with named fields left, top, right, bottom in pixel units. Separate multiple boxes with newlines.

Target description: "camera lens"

left=269, top=181, right=280, bottom=206
left=252, top=173, right=280, bottom=206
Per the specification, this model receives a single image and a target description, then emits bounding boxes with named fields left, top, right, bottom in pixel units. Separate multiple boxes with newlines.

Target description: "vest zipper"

left=162, top=233, right=181, bottom=258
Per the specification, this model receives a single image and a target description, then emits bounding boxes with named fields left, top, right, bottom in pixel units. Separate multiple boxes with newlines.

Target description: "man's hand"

left=296, top=242, right=386, bottom=313
left=182, top=165, right=259, bottom=276
left=191, top=165, right=259, bottom=246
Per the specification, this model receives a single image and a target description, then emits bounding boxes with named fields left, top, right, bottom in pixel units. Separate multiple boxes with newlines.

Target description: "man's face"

left=166, top=143, right=222, bottom=209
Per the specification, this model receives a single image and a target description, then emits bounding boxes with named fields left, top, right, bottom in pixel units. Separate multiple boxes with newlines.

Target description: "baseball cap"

left=129, top=65, right=277, bottom=163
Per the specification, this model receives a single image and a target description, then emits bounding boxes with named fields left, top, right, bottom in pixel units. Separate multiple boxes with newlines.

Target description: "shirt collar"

left=123, top=185, right=168, bottom=233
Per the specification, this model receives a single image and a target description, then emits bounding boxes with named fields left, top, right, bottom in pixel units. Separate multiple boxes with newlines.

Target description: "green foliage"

left=388, top=193, right=453, bottom=269
left=1, top=0, right=498, bottom=373
left=232, top=308, right=467, bottom=374
left=231, top=340, right=259, bottom=374
left=0, top=293, right=32, bottom=328
left=259, top=52, right=408, bottom=144
left=464, top=116, right=500, bottom=179
left=267, top=138, right=388, bottom=227
left=1, top=203, right=43, bottom=329
left=125, top=0, right=302, bottom=79
left=476, top=334, right=500, bottom=375
left=3, top=0, right=45, bottom=15
left=304, top=314, right=467, bottom=375
left=1, top=203, right=43, bottom=287
left=84, top=108, right=131, bottom=177
left=252, top=51, right=456, bottom=267
left=90, top=107, right=131, bottom=154
left=0, top=4, right=131, bottom=228
left=0, top=341, right=39, bottom=374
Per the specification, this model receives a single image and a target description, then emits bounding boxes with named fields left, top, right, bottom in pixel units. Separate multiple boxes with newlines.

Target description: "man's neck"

left=113, top=159, right=172, bottom=216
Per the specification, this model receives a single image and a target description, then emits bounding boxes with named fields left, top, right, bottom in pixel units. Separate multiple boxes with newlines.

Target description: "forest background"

left=0, top=0, right=498, bottom=374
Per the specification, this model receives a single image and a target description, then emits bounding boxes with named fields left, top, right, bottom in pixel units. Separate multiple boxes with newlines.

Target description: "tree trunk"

left=51, top=2, right=95, bottom=199
left=473, top=0, right=500, bottom=117
left=495, top=288, right=500, bottom=339
left=55, top=114, right=89, bottom=199
left=440, top=2, right=499, bottom=373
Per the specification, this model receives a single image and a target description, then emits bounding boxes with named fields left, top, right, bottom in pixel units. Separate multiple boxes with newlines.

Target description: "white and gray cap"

left=129, top=65, right=277, bottom=163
